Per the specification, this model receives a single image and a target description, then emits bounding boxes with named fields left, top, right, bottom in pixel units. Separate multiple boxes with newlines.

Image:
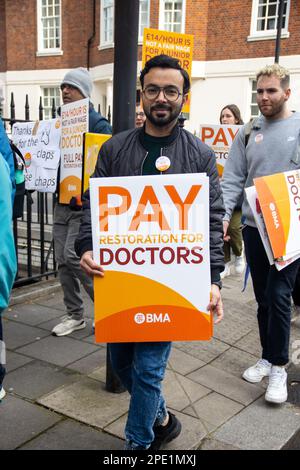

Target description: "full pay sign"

left=90, top=173, right=212, bottom=343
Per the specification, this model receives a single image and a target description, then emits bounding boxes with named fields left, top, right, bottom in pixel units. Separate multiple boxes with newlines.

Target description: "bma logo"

left=134, top=313, right=171, bottom=324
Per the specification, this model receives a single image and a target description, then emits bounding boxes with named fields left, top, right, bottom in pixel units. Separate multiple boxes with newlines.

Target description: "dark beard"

left=145, top=104, right=182, bottom=127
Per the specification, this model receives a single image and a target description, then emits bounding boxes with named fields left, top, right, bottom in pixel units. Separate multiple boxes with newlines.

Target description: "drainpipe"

left=274, top=0, right=285, bottom=64
left=87, top=0, right=96, bottom=70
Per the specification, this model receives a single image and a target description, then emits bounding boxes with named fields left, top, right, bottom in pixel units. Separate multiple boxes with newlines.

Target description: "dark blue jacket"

left=89, top=104, right=112, bottom=134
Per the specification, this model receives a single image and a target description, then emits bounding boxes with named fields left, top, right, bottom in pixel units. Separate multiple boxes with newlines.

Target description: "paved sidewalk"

left=1, top=273, right=300, bottom=450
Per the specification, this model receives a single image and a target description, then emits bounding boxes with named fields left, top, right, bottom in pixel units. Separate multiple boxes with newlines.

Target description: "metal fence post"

left=39, top=98, right=45, bottom=275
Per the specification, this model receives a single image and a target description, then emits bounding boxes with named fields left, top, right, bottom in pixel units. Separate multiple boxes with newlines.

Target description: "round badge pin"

left=155, top=156, right=171, bottom=172
left=255, top=133, right=264, bottom=143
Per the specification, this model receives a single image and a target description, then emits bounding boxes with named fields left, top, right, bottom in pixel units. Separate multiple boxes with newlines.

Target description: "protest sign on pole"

left=59, top=98, right=89, bottom=204
left=200, top=124, right=241, bottom=177
left=11, top=119, right=61, bottom=192
left=142, top=28, right=193, bottom=116
left=82, top=133, right=111, bottom=194
left=90, top=173, right=212, bottom=343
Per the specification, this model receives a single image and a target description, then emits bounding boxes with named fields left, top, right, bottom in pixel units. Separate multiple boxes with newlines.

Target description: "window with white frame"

left=250, top=80, right=260, bottom=118
left=41, top=87, right=60, bottom=119
left=37, top=0, right=62, bottom=52
left=139, top=0, right=150, bottom=40
left=249, top=0, right=290, bottom=40
left=159, top=0, right=186, bottom=33
left=101, top=0, right=114, bottom=46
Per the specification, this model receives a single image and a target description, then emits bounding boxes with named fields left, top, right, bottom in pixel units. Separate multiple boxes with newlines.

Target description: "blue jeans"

left=243, top=226, right=300, bottom=365
left=108, top=342, right=172, bottom=449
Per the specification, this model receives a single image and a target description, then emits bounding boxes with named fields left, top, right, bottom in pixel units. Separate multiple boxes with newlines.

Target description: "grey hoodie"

left=222, top=112, right=300, bottom=227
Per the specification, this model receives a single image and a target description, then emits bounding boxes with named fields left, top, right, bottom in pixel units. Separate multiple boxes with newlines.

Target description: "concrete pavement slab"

left=34, top=292, right=65, bottom=311
left=212, top=314, right=252, bottom=345
left=81, top=335, right=106, bottom=347
left=0, top=395, right=61, bottom=450
left=19, top=418, right=124, bottom=450
left=5, top=360, right=81, bottom=399
left=221, top=276, right=254, bottom=304
left=200, top=437, right=240, bottom=450
left=168, top=346, right=205, bottom=375
left=212, top=397, right=300, bottom=450
left=4, top=303, right=63, bottom=326
left=162, top=370, right=211, bottom=411
left=88, top=366, right=106, bottom=383
left=192, top=392, right=244, bottom=428
left=5, top=351, right=33, bottom=373
left=67, top=348, right=106, bottom=374
left=3, top=320, right=50, bottom=350
left=219, top=302, right=258, bottom=330
left=181, top=405, right=198, bottom=418
left=10, top=280, right=61, bottom=307
left=187, top=364, right=264, bottom=405
left=34, top=290, right=94, bottom=318
left=209, top=346, right=261, bottom=378
left=15, top=335, right=99, bottom=367
left=38, top=377, right=130, bottom=429
left=234, top=329, right=262, bottom=356
left=175, top=337, right=230, bottom=363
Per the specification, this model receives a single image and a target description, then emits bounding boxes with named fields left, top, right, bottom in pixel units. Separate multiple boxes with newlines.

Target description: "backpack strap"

left=10, top=141, right=25, bottom=167
left=244, top=117, right=260, bottom=147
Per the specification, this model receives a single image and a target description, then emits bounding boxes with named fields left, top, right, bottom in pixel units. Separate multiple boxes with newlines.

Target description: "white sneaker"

left=220, top=263, right=231, bottom=279
left=265, top=366, right=288, bottom=404
left=0, top=387, right=6, bottom=401
left=52, top=318, right=86, bottom=336
left=243, top=359, right=272, bottom=383
left=234, top=255, right=245, bottom=274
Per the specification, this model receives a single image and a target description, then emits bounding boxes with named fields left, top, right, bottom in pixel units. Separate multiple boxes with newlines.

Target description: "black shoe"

left=149, top=412, right=182, bottom=450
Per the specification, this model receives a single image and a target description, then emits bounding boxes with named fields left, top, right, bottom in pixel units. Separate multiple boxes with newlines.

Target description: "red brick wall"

left=205, top=0, right=300, bottom=61
left=5, top=0, right=95, bottom=71
left=2, top=0, right=300, bottom=72
left=0, top=0, right=7, bottom=72
left=186, top=0, right=209, bottom=61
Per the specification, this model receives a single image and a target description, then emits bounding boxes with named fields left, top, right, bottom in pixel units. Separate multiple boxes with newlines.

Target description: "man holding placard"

left=52, top=68, right=112, bottom=337
left=222, top=64, right=300, bottom=404
left=76, top=55, right=224, bottom=450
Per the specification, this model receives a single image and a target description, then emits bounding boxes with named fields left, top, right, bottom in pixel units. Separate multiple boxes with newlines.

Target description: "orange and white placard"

left=59, top=98, right=89, bottom=204
left=254, top=170, right=300, bottom=260
left=142, top=28, right=193, bottom=115
left=200, top=124, right=241, bottom=177
left=90, top=173, right=212, bottom=343
left=82, top=133, right=111, bottom=194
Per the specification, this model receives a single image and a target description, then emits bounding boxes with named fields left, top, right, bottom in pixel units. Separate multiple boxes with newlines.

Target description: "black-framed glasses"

left=143, top=85, right=182, bottom=102
left=136, top=111, right=145, bottom=118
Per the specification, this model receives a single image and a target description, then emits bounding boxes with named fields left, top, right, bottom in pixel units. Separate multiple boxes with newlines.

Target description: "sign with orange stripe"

left=90, top=173, right=212, bottom=343
left=254, top=170, right=300, bottom=260
left=200, top=124, right=241, bottom=177
left=142, top=28, right=193, bottom=116
left=59, top=98, right=89, bottom=204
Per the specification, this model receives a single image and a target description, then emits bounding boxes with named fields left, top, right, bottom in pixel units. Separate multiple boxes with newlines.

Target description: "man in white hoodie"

left=222, top=64, right=300, bottom=404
